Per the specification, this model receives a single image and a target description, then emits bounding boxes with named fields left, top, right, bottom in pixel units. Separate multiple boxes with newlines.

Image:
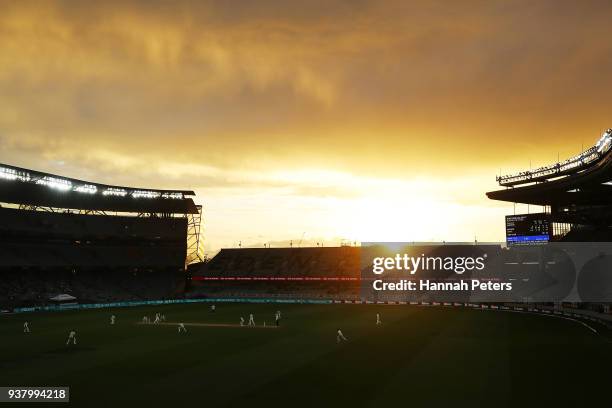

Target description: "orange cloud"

left=1, top=1, right=611, bottom=251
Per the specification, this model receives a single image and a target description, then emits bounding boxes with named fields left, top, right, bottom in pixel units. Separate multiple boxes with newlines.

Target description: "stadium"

left=2, top=131, right=612, bottom=406
left=3, top=2, right=612, bottom=406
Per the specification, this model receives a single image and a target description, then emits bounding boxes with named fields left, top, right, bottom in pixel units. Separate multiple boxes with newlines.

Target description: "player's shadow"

left=45, top=346, right=96, bottom=355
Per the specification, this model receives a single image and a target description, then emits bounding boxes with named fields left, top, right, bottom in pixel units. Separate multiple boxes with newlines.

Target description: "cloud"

left=3, top=1, right=612, bottom=179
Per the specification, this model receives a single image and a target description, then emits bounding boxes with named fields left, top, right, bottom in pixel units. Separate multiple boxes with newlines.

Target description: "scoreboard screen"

left=505, top=213, right=550, bottom=245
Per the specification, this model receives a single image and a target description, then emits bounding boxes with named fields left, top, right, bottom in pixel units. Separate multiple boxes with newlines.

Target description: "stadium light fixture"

left=74, top=184, right=97, bottom=194
left=36, top=176, right=72, bottom=191
left=132, top=190, right=161, bottom=199
left=103, top=188, right=128, bottom=197
left=0, top=166, right=30, bottom=182
left=162, top=192, right=183, bottom=199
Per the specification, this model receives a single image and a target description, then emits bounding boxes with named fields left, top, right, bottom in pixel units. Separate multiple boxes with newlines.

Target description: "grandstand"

left=0, top=163, right=203, bottom=308
left=487, top=129, right=612, bottom=242
left=189, top=247, right=360, bottom=300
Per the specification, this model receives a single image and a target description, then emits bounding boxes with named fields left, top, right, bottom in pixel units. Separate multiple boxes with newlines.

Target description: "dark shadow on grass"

left=44, top=346, right=97, bottom=355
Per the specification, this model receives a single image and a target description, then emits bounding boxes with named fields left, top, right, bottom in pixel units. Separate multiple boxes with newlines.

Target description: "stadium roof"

left=487, top=129, right=612, bottom=206
left=0, top=163, right=199, bottom=214
left=495, top=129, right=612, bottom=187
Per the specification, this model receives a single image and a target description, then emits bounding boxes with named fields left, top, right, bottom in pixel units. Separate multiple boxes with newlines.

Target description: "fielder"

left=376, top=313, right=382, bottom=326
left=110, top=315, right=116, bottom=325
left=154, top=313, right=160, bottom=324
left=275, top=310, right=281, bottom=327
left=336, top=329, right=348, bottom=343
left=178, top=323, right=187, bottom=333
left=248, top=314, right=255, bottom=327
left=66, top=330, right=77, bottom=346
left=23, top=321, right=30, bottom=333
left=240, top=317, right=245, bottom=326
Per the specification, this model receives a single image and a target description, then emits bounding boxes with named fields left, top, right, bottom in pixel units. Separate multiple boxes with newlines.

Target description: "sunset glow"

left=1, top=0, right=609, bottom=254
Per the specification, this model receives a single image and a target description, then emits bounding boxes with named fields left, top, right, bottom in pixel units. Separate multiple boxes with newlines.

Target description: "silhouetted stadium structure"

left=0, top=163, right=203, bottom=308
left=8, top=129, right=612, bottom=308
left=189, top=247, right=360, bottom=300
left=487, top=129, right=612, bottom=242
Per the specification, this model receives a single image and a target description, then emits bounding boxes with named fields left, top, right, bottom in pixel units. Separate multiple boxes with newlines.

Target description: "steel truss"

left=186, top=205, right=204, bottom=266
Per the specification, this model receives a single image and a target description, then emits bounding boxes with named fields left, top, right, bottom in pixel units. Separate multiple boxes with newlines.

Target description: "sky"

left=2, top=0, right=612, bottom=255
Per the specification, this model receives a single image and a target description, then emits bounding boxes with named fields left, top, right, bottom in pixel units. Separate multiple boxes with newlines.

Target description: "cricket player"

left=142, top=316, right=148, bottom=324
left=376, top=313, right=382, bottom=325
left=23, top=321, right=30, bottom=333
left=178, top=323, right=187, bottom=333
left=336, top=329, right=348, bottom=343
left=154, top=313, right=160, bottom=324
left=161, top=314, right=166, bottom=322
left=110, top=315, right=116, bottom=325
left=275, top=310, right=281, bottom=327
left=240, top=317, right=245, bottom=326
left=248, top=314, right=255, bottom=327
left=66, top=330, right=77, bottom=346
left=210, top=304, right=216, bottom=312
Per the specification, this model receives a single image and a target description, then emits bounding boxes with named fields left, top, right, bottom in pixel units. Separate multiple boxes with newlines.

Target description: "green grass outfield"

left=1, top=303, right=611, bottom=407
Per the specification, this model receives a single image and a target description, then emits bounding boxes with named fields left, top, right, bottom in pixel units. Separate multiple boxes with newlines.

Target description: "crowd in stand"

left=0, top=269, right=179, bottom=310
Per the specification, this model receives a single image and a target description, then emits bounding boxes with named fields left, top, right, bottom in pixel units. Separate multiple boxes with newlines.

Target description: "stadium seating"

left=0, top=269, right=179, bottom=308
left=0, top=207, right=187, bottom=309
left=189, top=247, right=361, bottom=300
left=0, top=207, right=186, bottom=268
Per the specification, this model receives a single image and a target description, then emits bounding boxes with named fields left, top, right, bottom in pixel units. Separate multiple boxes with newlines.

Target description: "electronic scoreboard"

left=505, top=213, right=551, bottom=245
